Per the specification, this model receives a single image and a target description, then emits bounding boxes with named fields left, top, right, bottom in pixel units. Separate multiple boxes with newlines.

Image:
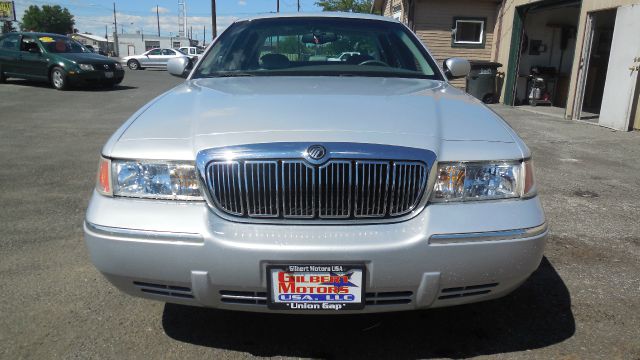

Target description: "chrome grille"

left=204, top=159, right=428, bottom=220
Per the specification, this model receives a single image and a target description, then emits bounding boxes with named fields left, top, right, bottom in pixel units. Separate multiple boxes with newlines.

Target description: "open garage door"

left=598, top=4, right=640, bottom=130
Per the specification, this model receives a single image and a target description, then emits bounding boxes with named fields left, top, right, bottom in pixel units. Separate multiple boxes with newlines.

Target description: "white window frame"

left=453, top=19, right=485, bottom=45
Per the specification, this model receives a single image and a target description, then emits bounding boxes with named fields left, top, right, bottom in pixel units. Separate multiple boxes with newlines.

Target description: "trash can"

left=466, top=61, right=502, bottom=104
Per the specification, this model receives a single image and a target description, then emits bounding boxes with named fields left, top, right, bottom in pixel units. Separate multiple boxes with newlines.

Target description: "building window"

left=452, top=17, right=486, bottom=48
left=173, top=41, right=181, bottom=48
left=145, top=40, right=160, bottom=51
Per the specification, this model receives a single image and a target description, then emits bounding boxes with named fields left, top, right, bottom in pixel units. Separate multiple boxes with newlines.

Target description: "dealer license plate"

left=267, top=264, right=365, bottom=311
left=105, top=71, right=114, bottom=78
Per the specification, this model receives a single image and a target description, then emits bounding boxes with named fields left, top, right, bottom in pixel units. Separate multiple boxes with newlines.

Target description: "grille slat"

left=282, top=161, right=315, bottom=218
left=206, top=159, right=426, bottom=220
left=244, top=161, right=278, bottom=217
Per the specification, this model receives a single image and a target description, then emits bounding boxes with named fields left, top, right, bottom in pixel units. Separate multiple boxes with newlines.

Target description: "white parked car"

left=121, top=48, right=189, bottom=70
left=179, top=46, right=205, bottom=62
left=86, top=13, right=546, bottom=314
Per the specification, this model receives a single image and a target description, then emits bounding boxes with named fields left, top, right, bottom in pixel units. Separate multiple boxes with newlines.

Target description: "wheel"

left=127, top=60, right=140, bottom=70
left=50, top=66, right=68, bottom=90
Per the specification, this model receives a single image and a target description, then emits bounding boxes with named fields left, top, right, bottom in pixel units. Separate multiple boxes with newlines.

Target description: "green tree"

left=315, top=0, right=373, bottom=13
left=20, top=5, right=75, bottom=34
left=2, top=21, right=16, bottom=34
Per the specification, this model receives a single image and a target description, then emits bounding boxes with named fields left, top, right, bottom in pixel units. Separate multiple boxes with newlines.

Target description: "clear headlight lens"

left=78, top=64, right=94, bottom=71
left=95, top=157, right=202, bottom=200
left=431, top=159, right=536, bottom=202
left=114, top=62, right=123, bottom=70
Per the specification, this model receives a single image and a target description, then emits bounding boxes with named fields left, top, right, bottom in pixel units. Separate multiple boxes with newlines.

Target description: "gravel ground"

left=0, top=70, right=639, bottom=359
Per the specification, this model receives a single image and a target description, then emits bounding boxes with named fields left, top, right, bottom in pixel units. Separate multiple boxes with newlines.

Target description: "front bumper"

left=68, top=69, right=125, bottom=85
left=84, top=192, right=547, bottom=313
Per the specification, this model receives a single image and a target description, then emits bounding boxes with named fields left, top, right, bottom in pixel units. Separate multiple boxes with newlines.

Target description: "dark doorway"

left=578, top=9, right=617, bottom=121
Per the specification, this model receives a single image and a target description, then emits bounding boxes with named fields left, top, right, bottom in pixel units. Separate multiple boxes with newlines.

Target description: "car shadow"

left=161, top=257, right=574, bottom=359
left=4, top=79, right=136, bottom=91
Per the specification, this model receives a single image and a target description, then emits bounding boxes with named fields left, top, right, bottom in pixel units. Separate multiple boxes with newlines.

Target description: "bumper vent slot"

left=365, top=291, right=413, bottom=305
left=220, top=290, right=267, bottom=305
left=438, top=283, right=498, bottom=300
left=133, top=281, right=194, bottom=299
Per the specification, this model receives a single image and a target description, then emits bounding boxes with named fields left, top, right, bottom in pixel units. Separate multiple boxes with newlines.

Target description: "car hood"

left=56, top=52, right=115, bottom=64
left=108, top=76, right=527, bottom=161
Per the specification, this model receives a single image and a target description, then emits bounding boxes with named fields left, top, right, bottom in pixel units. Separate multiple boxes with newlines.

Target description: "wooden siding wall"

left=413, top=0, right=499, bottom=88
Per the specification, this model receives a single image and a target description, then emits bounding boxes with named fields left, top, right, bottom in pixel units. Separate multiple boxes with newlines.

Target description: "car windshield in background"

left=39, top=36, right=88, bottom=53
left=194, top=17, right=442, bottom=80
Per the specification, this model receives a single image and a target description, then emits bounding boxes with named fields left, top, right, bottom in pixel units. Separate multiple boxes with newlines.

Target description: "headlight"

left=431, top=159, right=536, bottom=202
left=114, top=62, right=123, bottom=70
left=95, top=157, right=202, bottom=200
left=78, top=64, right=94, bottom=71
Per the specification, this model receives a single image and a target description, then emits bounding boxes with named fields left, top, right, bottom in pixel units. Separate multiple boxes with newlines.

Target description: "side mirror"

left=167, top=57, right=191, bottom=78
left=443, top=57, right=470, bottom=80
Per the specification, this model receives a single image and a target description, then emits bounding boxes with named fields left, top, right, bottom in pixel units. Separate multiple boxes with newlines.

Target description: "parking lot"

left=1, top=69, right=639, bottom=359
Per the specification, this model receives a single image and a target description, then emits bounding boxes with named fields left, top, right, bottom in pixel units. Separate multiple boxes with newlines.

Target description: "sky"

left=12, top=0, right=324, bottom=43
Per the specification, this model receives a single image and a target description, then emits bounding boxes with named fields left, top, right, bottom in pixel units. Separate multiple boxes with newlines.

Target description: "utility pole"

left=277, top=0, right=280, bottom=12
left=113, top=2, right=119, bottom=57
left=297, top=0, right=300, bottom=12
left=211, top=0, right=216, bottom=40
left=156, top=5, right=160, bottom=36
left=190, top=25, right=193, bottom=40
left=203, top=25, right=206, bottom=46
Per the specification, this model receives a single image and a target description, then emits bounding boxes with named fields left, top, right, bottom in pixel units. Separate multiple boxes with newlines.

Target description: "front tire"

left=127, top=60, right=140, bottom=70
left=50, top=66, right=68, bottom=90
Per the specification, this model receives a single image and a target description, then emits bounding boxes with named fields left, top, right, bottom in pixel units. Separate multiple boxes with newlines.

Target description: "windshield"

left=39, top=36, right=88, bottom=53
left=193, top=17, right=442, bottom=80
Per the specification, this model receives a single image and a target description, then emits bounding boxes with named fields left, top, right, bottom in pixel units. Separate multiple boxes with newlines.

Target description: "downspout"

left=494, top=0, right=505, bottom=62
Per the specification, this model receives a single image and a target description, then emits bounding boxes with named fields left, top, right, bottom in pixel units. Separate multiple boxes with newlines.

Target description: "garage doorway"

left=510, top=2, right=580, bottom=115
left=573, top=9, right=616, bottom=122
left=127, top=45, right=135, bottom=56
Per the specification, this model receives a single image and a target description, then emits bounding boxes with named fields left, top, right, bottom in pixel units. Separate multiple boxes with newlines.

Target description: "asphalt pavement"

left=1, top=69, right=639, bottom=359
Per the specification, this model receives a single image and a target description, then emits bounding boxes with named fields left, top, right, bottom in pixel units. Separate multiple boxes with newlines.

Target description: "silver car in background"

left=121, top=48, right=189, bottom=70
left=85, top=13, right=547, bottom=314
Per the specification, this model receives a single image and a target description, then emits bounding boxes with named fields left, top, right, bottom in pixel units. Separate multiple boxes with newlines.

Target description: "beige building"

left=373, top=0, right=640, bottom=131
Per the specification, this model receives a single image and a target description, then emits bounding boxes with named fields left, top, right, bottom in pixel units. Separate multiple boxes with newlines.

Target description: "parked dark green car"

left=0, top=32, right=125, bottom=90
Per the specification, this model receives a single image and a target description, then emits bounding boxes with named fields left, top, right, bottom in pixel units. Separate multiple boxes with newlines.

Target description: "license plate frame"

left=105, top=71, right=114, bottom=78
left=267, top=264, right=366, bottom=311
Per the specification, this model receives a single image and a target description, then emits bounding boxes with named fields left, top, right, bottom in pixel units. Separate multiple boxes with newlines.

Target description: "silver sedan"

left=86, top=13, right=546, bottom=314
left=121, top=48, right=189, bottom=70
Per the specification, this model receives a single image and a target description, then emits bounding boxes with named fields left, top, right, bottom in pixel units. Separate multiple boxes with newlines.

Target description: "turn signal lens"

left=96, top=156, right=112, bottom=196
left=522, top=159, right=536, bottom=198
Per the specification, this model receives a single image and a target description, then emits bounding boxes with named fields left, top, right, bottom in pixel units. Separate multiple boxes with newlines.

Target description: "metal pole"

left=113, top=2, right=119, bottom=57
left=297, top=0, right=300, bottom=12
left=277, top=0, right=280, bottom=12
left=203, top=25, right=206, bottom=46
left=156, top=5, right=160, bottom=36
left=211, top=0, right=217, bottom=40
